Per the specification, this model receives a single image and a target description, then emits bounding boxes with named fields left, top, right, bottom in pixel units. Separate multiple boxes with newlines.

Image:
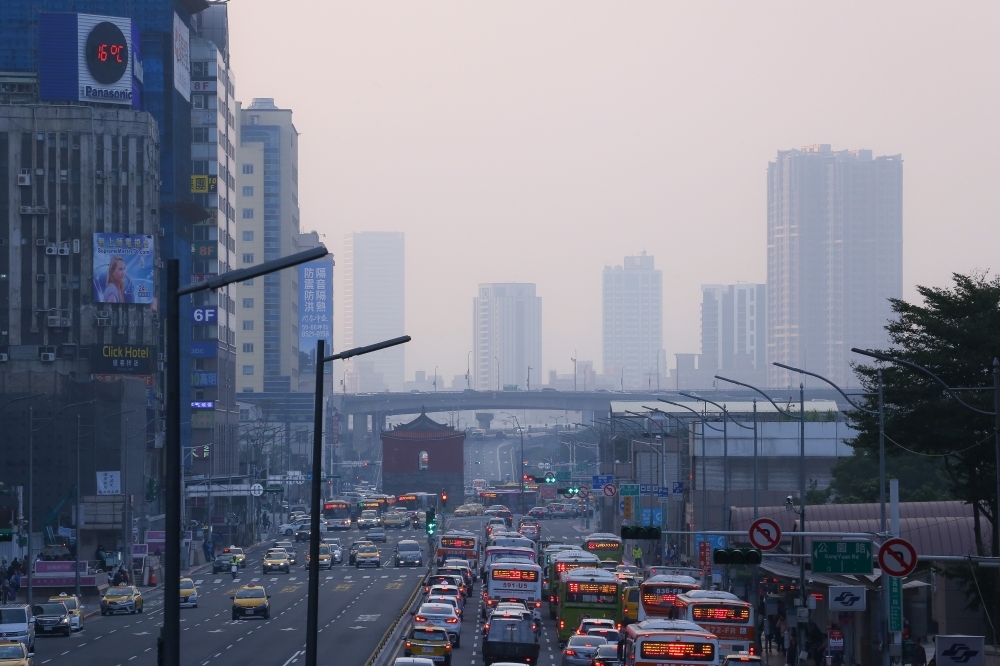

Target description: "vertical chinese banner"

left=299, top=259, right=334, bottom=365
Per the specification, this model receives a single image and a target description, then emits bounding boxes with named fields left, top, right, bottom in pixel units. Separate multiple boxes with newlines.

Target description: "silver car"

left=561, top=636, right=607, bottom=666
left=413, top=603, right=462, bottom=647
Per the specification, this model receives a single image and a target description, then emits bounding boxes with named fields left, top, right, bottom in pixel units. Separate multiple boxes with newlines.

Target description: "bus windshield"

left=323, top=502, right=350, bottom=520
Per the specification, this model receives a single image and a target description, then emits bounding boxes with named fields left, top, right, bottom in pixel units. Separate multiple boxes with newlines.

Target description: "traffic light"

left=712, top=548, right=762, bottom=565
left=145, top=477, right=156, bottom=502
left=426, top=509, right=437, bottom=536
left=440, top=491, right=448, bottom=507
left=620, top=526, right=662, bottom=540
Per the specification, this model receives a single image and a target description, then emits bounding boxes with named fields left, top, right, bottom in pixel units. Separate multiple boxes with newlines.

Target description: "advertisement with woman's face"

left=93, top=234, right=155, bottom=304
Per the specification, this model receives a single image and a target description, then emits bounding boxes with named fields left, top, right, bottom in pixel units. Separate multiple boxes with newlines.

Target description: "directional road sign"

left=878, top=537, right=918, bottom=577
left=603, top=483, right=618, bottom=497
left=811, top=540, right=873, bottom=574
left=748, top=517, right=782, bottom=551
left=592, top=475, right=614, bottom=489
left=250, top=483, right=264, bottom=497
left=619, top=483, right=639, bottom=497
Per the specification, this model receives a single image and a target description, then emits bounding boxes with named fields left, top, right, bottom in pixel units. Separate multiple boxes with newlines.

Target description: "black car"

left=394, top=540, right=423, bottom=567
left=592, top=644, right=623, bottom=666
left=213, top=554, right=236, bottom=574
left=33, top=602, right=72, bottom=636
left=527, top=507, right=547, bottom=520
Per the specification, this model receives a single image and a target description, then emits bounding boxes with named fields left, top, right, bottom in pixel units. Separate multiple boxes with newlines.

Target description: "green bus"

left=583, top=533, right=624, bottom=564
left=557, top=568, right=626, bottom=643
left=548, top=551, right=601, bottom=619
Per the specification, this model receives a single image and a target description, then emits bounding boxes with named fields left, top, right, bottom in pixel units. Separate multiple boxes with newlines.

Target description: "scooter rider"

left=230, top=554, right=239, bottom=578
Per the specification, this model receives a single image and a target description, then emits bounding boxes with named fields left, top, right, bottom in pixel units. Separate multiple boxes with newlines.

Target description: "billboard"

left=299, top=261, right=333, bottom=356
left=172, top=13, right=191, bottom=102
left=38, top=12, right=140, bottom=108
left=93, top=233, right=155, bottom=304
left=90, top=344, right=154, bottom=375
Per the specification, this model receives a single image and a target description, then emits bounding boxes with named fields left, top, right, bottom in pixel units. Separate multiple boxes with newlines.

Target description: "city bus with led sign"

left=484, top=562, right=543, bottom=619
left=638, top=575, right=700, bottom=621
left=322, top=500, right=351, bottom=530
left=620, top=619, right=721, bottom=666
left=556, top=569, right=625, bottom=642
left=438, top=532, right=480, bottom=569
left=674, top=591, right=755, bottom=657
left=584, top=533, right=624, bottom=563
left=547, top=551, right=600, bottom=619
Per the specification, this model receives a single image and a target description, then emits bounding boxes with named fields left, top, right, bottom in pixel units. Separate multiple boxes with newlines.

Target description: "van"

left=0, top=604, right=35, bottom=652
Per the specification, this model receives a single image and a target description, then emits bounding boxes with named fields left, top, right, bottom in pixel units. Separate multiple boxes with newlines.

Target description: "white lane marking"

left=214, top=579, right=222, bottom=584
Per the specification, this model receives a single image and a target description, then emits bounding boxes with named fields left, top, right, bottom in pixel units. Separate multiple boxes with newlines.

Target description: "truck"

left=482, top=611, right=540, bottom=665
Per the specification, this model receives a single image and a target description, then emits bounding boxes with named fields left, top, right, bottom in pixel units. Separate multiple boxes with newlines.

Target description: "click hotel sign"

left=90, top=344, right=154, bottom=375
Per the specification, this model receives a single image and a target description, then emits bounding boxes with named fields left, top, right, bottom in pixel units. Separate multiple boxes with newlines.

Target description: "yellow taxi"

left=179, top=578, right=199, bottom=608
left=467, top=503, right=484, bottom=515
left=452, top=505, right=475, bottom=517
left=404, top=625, right=453, bottom=665
left=101, top=585, right=144, bottom=615
left=231, top=584, right=271, bottom=620
left=0, top=640, right=31, bottom=666
left=305, top=545, right=333, bottom=570
left=263, top=548, right=292, bottom=574
left=382, top=512, right=407, bottom=528
left=622, top=585, right=639, bottom=625
left=48, top=593, right=84, bottom=631
left=222, top=546, right=247, bottom=568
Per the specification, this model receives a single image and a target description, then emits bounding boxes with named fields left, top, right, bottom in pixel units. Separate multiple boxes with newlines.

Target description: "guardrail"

left=364, top=568, right=428, bottom=666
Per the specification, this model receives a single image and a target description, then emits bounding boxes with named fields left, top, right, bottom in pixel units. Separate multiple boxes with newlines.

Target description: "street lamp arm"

left=772, top=362, right=876, bottom=415
left=677, top=393, right=755, bottom=429
left=322, top=335, right=411, bottom=363
left=179, top=246, right=328, bottom=296
left=713, top=375, right=799, bottom=419
left=0, top=393, right=45, bottom=415
left=851, top=348, right=995, bottom=416
left=651, top=400, right=724, bottom=431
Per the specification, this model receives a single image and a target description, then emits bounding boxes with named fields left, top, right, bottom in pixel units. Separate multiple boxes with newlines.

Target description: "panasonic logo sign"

left=82, top=85, right=133, bottom=100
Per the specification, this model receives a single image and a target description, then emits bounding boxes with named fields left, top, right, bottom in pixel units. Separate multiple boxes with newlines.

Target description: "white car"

left=278, top=519, right=309, bottom=536
left=414, top=603, right=462, bottom=646
left=426, top=595, right=463, bottom=619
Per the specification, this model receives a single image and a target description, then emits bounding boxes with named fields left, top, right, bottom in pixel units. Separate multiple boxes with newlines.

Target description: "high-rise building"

left=700, top=283, right=766, bottom=386
left=474, top=283, right=542, bottom=391
left=343, top=232, right=405, bottom=392
left=767, top=145, right=903, bottom=387
left=235, top=98, right=301, bottom=393
left=602, top=254, right=663, bottom=390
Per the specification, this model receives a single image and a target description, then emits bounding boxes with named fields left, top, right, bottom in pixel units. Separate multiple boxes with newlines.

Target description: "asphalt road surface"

left=29, top=527, right=429, bottom=666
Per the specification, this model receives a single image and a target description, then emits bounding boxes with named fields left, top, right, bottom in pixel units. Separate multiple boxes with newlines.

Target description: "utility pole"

left=572, top=353, right=577, bottom=392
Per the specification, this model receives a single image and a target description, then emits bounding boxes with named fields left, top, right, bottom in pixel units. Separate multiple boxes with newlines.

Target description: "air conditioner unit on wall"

left=45, top=245, right=57, bottom=255
left=46, top=316, right=70, bottom=328
left=20, top=206, right=33, bottom=215
left=35, top=239, right=47, bottom=246
left=35, top=206, right=49, bottom=215
left=17, top=169, right=30, bottom=186
left=97, top=310, right=110, bottom=318
left=95, top=318, right=111, bottom=327
left=57, top=245, right=69, bottom=256
left=40, top=353, right=56, bottom=362
left=0, top=354, right=8, bottom=362
left=35, top=274, right=46, bottom=283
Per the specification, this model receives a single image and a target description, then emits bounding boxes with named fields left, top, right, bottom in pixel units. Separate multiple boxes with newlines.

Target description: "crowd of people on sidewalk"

left=0, top=558, right=25, bottom=604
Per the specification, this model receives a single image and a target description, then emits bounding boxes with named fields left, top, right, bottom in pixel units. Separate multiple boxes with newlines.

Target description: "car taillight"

left=535, top=601, right=541, bottom=608
left=424, top=587, right=429, bottom=593
left=446, top=618, right=458, bottom=624
left=559, top=620, right=565, bottom=629
left=550, top=595, right=556, bottom=602
left=405, top=642, right=412, bottom=649
left=445, top=644, right=452, bottom=652
left=565, top=650, right=577, bottom=656
left=414, top=616, right=427, bottom=622
left=750, top=646, right=756, bottom=655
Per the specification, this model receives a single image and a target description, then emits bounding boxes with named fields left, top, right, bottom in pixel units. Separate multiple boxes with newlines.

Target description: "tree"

left=240, top=402, right=287, bottom=473
left=823, top=451, right=952, bottom=505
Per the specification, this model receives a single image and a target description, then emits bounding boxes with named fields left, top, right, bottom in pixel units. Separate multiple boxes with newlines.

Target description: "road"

left=466, top=437, right=518, bottom=485
left=29, top=527, right=429, bottom=666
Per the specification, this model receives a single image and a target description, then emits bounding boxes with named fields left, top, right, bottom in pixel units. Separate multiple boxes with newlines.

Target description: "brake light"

left=565, top=650, right=577, bottom=656
left=550, top=595, right=556, bottom=602
left=445, top=644, right=452, bottom=652
left=535, top=601, right=541, bottom=608
left=405, top=642, right=412, bottom=649
left=446, top=618, right=458, bottom=624
left=559, top=620, right=565, bottom=629
left=414, top=616, right=427, bottom=622
left=424, top=586, right=429, bottom=593
left=750, top=646, right=756, bottom=655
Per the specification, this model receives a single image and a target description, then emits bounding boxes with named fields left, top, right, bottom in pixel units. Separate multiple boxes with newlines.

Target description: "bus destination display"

left=491, top=568, right=539, bottom=582
left=440, top=538, right=476, bottom=549
left=640, top=641, right=716, bottom=661
left=692, top=605, right=751, bottom=622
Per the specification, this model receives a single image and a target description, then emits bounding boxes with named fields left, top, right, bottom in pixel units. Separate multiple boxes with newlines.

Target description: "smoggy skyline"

left=228, top=2, right=1000, bottom=383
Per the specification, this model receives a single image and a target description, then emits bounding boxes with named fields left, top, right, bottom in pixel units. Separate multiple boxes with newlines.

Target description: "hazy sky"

left=228, top=2, right=1000, bottom=383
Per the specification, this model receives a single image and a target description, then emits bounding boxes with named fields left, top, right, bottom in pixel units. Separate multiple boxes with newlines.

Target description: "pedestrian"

left=782, top=625, right=792, bottom=659
left=9, top=571, right=19, bottom=602
left=763, top=617, right=772, bottom=653
left=786, top=638, right=797, bottom=666
left=0, top=576, right=10, bottom=605
left=632, top=544, right=644, bottom=568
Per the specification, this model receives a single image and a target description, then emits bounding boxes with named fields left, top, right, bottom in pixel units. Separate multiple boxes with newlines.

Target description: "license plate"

left=43, top=627, right=52, bottom=631
left=246, top=609, right=254, bottom=615
left=422, top=647, right=435, bottom=654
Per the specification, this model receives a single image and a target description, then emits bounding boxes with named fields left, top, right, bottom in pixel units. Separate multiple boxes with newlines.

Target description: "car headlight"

left=60, top=618, right=69, bottom=624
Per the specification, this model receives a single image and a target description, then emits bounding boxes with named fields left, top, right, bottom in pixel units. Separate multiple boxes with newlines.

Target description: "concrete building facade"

left=602, top=254, right=663, bottom=390
left=474, top=283, right=542, bottom=391
left=767, top=145, right=903, bottom=388
left=700, top=283, right=766, bottom=387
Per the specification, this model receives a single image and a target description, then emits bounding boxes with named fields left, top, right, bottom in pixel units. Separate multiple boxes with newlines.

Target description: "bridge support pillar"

left=581, top=410, right=595, bottom=426
left=475, top=412, right=494, bottom=431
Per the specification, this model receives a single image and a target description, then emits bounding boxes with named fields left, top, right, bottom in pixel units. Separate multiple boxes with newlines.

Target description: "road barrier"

left=366, top=569, right=429, bottom=666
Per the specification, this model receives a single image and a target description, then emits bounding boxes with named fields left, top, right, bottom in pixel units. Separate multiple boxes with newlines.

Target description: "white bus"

left=674, top=590, right=756, bottom=657
left=621, top=619, right=721, bottom=666
left=483, top=561, right=543, bottom=619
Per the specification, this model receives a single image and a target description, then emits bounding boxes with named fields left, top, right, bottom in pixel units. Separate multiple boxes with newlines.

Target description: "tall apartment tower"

left=701, top=284, right=766, bottom=386
left=235, top=98, right=301, bottom=392
left=602, top=254, right=663, bottom=390
left=343, top=232, right=405, bottom=392
left=188, top=7, right=240, bottom=476
left=767, top=145, right=903, bottom=388
left=474, top=283, right=542, bottom=391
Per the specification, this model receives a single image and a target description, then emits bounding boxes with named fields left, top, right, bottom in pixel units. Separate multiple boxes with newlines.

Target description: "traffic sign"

left=250, top=483, right=264, bottom=497
left=748, top=517, right=781, bottom=551
left=829, top=585, right=867, bottom=611
left=544, top=471, right=556, bottom=481
left=619, top=483, right=639, bottom=497
left=603, top=483, right=618, bottom=497
left=592, top=475, right=614, bottom=489
left=878, top=537, right=918, bottom=577
left=578, top=485, right=590, bottom=498
left=811, top=540, right=873, bottom=574
left=889, top=576, right=903, bottom=631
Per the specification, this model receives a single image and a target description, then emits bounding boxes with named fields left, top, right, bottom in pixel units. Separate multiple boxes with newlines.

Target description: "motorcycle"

left=231, top=563, right=239, bottom=579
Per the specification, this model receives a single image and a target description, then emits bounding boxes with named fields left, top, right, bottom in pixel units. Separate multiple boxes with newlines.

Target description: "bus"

left=437, top=531, right=480, bottom=569
left=395, top=492, right=432, bottom=514
left=322, top=500, right=352, bottom=530
left=674, top=590, right=756, bottom=657
left=556, top=568, right=625, bottom=643
left=472, top=479, right=488, bottom=493
left=620, top=619, right=721, bottom=666
left=547, top=551, right=601, bottom=619
left=355, top=499, right=381, bottom=521
left=637, top=575, right=701, bottom=621
left=483, top=561, right=543, bottom=619
left=482, top=546, right=536, bottom=579
left=583, top=533, right=624, bottom=563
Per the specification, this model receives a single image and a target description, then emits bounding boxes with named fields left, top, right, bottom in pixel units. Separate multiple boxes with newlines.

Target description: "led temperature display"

left=491, top=568, right=539, bottom=582
left=85, top=21, right=128, bottom=84
left=692, top=605, right=751, bottom=622
left=640, top=641, right=716, bottom=661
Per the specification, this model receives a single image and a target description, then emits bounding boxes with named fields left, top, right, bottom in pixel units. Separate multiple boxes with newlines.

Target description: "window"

left=242, top=365, right=255, bottom=375
left=192, top=127, right=209, bottom=143
left=419, top=451, right=429, bottom=471
left=243, top=278, right=254, bottom=286
left=242, top=164, right=253, bottom=175
left=242, top=208, right=254, bottom=219
left=242, top=186, right=254, bottom=196
left=242, top=253, right=254, bottom=264
left=242, top=231, right=254, bottom=241
left=192, top=62, right=208, bottom=77
left=242, top=343, right=254, bottom=353
left=192, top=94, right=205, bottom=109
left=242, top=298, right=254, bottom=308
left=242, top=320, right=254, bottom=331
left=249, top=115, right=259, bottom=125
left=242, top=387, right=255, bottom=393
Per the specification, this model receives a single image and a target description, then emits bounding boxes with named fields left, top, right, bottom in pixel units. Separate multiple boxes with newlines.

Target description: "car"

left=383, top=512, right=408, bottom=528
left=428, top=585, right=464, bottom=610
left=577, top=618, right=616, bottom=636
left=355, top=543, right=381, bottom=568
left=100, top=586, right=143, bottom=615
left=278, top=519, right=309, bottom=536
left=413, top=603, right=462, bottom=646
left=0, top=640, right=31, bottom=664
left=560, top=635, right=607, bottom=666
left=438, top=562, right=473, bottom=588
left=495, top=510, right=513, bottom=526
left=213, top=553, right=236, bottom=574
left=231, top=584, right=271, bottom=620
left=721, top=655, right=764, bottom=666
left=483, top=508, right=501, bottom=517
left=348, top=540, right=374, bottom=565
left=48, top=593, right=84, bottom=631
left=179, top=578, right=199, bottom=608
left=295, top=523, right=328, bottom=542
left=263, top=549, right=292, bottom=574
left=274, top=541, right=299, bottom=564
left=222, top=546, right=247, bottom=568
left=452, top=505, right=475, bottom=517
left=426, top=595, right=463, bottom=619
left=403, top=626, right=453, bottom=666
left=322, top=539, right=344, bottom=564
left=367, top=527, right=388, bottom=543
left=519, top=524, right=540, bottom=541
left=357, top=510, right=381, bottom=529
left=395, top=540, right=424, bottom=567
left=32, top=602, right=72, bottom=637
left=527, top=507, right=547, bottom=520
left=587, top=628, right=620, bottom=645
left=424, top=574, right=465, bottom=595
left=591, top=644, right=623, bottom=666
left=305, top=544, right=334, bottom=570
left=0, top=605, right=35, bottom=652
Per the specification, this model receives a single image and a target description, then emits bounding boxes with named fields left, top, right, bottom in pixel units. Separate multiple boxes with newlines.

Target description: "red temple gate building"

left=380, top=409, right=465, bottom=502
